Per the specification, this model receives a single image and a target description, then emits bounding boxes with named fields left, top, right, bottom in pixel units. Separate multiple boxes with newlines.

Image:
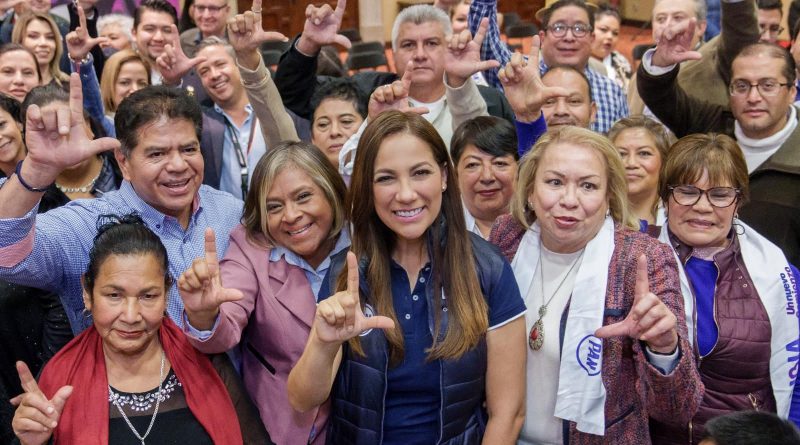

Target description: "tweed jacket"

left=184, top=225, right=329, bottom=445
left=489, top=215, right=703, bottom=445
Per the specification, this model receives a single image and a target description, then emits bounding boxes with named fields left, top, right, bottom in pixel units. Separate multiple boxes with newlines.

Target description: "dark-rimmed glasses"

left=729, top=79, right=790, bottom=97
left=546, top=22, right=592, bottom=38
left=668, top=185, right=741, bottom=208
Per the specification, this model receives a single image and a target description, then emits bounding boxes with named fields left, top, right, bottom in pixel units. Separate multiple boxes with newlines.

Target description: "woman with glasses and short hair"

left=648, top=132, right=800, bottom=443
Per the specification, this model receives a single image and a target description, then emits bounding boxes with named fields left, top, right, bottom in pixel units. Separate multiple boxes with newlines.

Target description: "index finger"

left=204, top=228, right=218, bottom=272
left=77, top=4, right=87, bottom=31
left=334, top=0, right=347, bottom=18
left=251, top=0, right=261, bottom=13
left=401, top=61, right=414, bottom=91
left=473, top=17, right=489, bottom=47
left=529, top=35, right=542, bottom=68
left=16, top=362, right=42, bottom=396
left=68, top=73, right=84, bottom=125
left=345, top=251, right=359, bottom=299
left=634, top=254, right=650, bottom=299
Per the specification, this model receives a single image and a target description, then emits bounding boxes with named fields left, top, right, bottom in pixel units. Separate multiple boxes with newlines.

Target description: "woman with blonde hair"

left=100, top=49, right=151, bottom=118
left=490, top=125, right=702, bottom=444
left=288, top=111, right=527, bottom=444
left=12, top=13, right=68, bottom=87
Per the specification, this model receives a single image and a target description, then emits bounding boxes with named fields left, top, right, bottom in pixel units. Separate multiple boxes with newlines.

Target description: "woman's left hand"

left=595, top=254, right=679, bottom=354
left=65, top=5, right=107, bottom=63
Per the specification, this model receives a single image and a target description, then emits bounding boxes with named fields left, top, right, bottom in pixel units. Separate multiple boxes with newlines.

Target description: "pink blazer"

left=184, top=224, right=329, bottom=444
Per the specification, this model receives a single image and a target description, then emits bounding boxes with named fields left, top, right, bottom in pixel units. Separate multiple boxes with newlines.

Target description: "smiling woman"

left=11, top=13, right=69, bottom=87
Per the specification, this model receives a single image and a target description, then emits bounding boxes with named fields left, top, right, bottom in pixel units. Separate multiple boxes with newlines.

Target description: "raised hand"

left=155, top=24, right=207, bottom=86
left=227, top=0, right=288, bottom=69
left=296, top=0, right=351, bottom=55
left=651, top=17, right=703, bottom=68
left=444, top=17, right=500, bottom=88
left=498, top=35, right=570, bottom=123
left=65, top=5, right=108, bottom=62
left=178, top=228, right=244, bottom=330
left=313, top=252, right=394, bottom=344
left=595, top=255, right=679, bottom=354
left=21, top=73, right=120, bottom=189
left=12, top=362, right=73, bottom=445
left=367, top=62, right=430, bottom=121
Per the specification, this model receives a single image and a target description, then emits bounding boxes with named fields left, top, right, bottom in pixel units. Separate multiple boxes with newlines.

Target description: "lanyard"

left=223, top=116, right=258, bottom=198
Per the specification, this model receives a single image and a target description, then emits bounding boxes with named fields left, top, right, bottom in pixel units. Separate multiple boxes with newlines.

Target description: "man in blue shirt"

left=0, top=75, right=243, bottom=334
left=468, top=0, right=629, bottom=134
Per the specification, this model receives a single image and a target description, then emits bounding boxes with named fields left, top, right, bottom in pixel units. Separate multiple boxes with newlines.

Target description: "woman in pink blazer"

left=178, top=141, right=350, bottom=444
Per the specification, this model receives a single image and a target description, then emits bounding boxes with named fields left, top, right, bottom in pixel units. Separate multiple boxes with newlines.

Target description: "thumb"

left=219, top=288, right=244, bottom=303
left=333, top=33, right=352, bottom=49
left=87, top=137, right=121, bottom=155
left=541, top=86, right=571, bottom=99
left=187, top=56, right=208, bottom=70
left=594, top=322, right=628, bottom=339
left=475, top=59, right=500, bottom=72
left=361, top=315, right=395, bottom=331
left=50, top=385, right=73, bottom=414
left=89, top=36, right=109, bottom=47
left=262, top=31, right=289, bottom=42
left=406, top=106, right=430, bottom=115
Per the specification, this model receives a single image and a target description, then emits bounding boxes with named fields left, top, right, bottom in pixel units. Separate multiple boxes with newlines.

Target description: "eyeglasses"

left=193, top=4, right=228, bottom=13
left=729, top=79, right=790, bottom=96
left=546, top=22, right=593, bottom=38
left=668, top=185, right=741, bottom=208
left=759, top=24, right=784, bottom=35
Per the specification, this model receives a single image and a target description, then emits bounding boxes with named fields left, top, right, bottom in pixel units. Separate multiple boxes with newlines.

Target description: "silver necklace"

left=110, top=350, right=166, bottom=445
left=529, top=249, right=584, bottom=351
left=55, top=167, right=101, bottom=194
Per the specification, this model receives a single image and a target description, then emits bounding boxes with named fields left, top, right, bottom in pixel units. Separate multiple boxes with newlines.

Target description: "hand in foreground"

left=178, top=228, right=244, bottom=330
left=650, top=18, right=702, bottom=68
left=11, top=362, right=73, bottom=445
left=155, top=24, right=207, bottom=86
left=498, top=35, right=570, bottom=123
left=444, top=17, right=500, bottom=88
left=297, top=0, right=351, bottom=55
left=367, top=62, right=430, bottom=121
left=65, top=5, right=108, bottom=62
left=22, top=73, right=120, bottom=189
left=595, top=254, right=679, bottom=354
left=313, top=252, right=394, bottom=344
left=227, top=0, right=288, bottom=69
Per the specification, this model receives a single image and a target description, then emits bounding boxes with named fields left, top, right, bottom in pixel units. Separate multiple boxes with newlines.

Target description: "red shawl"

left=38, top=317, right=243, bottom=444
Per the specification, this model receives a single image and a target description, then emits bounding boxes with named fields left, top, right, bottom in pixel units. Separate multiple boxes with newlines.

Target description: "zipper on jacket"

left=688, top=420, right=693, bottom=445
left=748, top=393, right=761, bottom=411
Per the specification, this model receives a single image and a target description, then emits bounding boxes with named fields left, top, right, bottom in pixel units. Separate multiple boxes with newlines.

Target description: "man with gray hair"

left=274, top=0, right=514, bottom=152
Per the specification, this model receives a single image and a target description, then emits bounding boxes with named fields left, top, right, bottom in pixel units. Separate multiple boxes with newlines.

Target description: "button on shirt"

left=217, top=104, right=267, bottom=200
left=0, top=180, right=243, bottom=334
left=468, top=0, right=629, bottom=134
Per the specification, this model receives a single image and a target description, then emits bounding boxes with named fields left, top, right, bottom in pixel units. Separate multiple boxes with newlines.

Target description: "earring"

left=442, top=185, right=446, bottom=192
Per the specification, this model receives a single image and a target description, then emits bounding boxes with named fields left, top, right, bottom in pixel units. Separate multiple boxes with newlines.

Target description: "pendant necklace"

left=110, top=349, right=166, bottom=445
left=529, top=248, right=584, bottom=351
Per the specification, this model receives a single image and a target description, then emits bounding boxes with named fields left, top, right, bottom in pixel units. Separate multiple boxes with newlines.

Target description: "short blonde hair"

left=511, top=126, right=637, bottom=230
left=12, top=13, right=68, bottom=86
left=100, top=49, right=151, bottom=113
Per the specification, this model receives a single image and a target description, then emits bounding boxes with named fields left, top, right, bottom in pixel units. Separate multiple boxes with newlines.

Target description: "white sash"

left=512, top=216, right=614, bottom=435
left=658, top=220, right=800, bottom=418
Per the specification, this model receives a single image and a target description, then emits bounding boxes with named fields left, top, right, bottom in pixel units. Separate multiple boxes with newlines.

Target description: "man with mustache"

left=639, top=21, right=800, bottom=266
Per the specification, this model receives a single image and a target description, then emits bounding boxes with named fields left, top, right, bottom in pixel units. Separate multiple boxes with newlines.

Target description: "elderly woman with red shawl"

left=10, top=215, right=269, bottom=445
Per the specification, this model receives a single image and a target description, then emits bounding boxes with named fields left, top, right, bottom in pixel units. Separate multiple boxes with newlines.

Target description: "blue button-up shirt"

left=0, top=179, right=243, bottom=334
left=468, top=0, right=629, bottom=134
left=216, top=104, right=267, bottom=200
left=269, top=229, right=351, bottom=300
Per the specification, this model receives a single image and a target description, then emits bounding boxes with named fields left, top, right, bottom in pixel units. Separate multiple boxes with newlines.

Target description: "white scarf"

left=658, top=221, right=800, bottom=417
left=512, top=216, right=614, bottom=435
left=734, top=106, right=797, bottom=173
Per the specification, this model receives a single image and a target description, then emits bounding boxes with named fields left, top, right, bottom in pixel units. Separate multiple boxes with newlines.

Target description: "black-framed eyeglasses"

left=668, top=185, right=741, bottom=208
left=546, top=22, right=592, bottom=38
left=193, top=4, right=228, bottom=13
left=729, top=79, right=791, bottom=97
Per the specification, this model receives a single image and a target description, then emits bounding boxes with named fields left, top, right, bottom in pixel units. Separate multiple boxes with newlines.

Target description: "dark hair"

left=702, top=411, right=800, bottom=445
left=344, top=110, right=487, bottom=364
left=83, top=214, right=172, bottom=293
left=757, top=0, right=784, bottom=12
left=0, top=93, right=21, bottom=124
left=310, top=78, right=367, bottom=119
left=115, top=86, right=202, bottom=157
left=543, top=65, right=594, bottom=100
left=317, top=45, right=347, bottom=78
left=19, top=83, right=105, bottom=137
left=0, top=43, right=42, bottom=83
left=134, top=0, right=178, bottom=29
left=541, top=0, right=595, bottom=29
left=595, top=3, right=621, bottom=22
left=734, top=42, right=797, bottom=85
left=451, top=116, right=519, bottom=164
left=178, top=0, right=196, bottom=33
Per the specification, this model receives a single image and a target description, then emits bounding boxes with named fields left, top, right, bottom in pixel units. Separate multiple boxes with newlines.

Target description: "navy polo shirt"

left=383, top=259, right=526, bottom=444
